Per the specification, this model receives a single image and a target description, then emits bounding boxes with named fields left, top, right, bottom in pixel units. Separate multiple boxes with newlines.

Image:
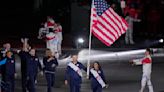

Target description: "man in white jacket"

left=131, top=48, right=154, bottom=92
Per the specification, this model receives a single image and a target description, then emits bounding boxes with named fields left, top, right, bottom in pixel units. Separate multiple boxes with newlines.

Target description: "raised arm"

left=132, top=58, right=143, bottom=65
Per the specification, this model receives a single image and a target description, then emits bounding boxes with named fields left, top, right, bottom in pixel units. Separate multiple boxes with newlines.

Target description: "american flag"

left=90, top=0, right=128, bottom=46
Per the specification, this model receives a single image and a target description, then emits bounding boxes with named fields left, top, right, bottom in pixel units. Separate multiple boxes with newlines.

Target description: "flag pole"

left=87, top=0, right=94, bottom=77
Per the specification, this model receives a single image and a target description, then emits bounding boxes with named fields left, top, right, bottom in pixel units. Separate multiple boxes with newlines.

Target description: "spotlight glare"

left=159, top=39, right=163, bottom=43
left=78, top=38, right=84, bottom=43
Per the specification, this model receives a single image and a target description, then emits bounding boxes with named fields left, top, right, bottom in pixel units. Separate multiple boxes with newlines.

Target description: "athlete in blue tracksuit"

left=65, top=55, right=87, bottom=92
left=0, top=43, right=14, bottom=92
left=4, top=51, right=16, bottom=92
left=18, top=50, right=28, bottom=92
left=89, top=62, right=107, bottom=92
left=43, top=49, right=58, bottom=92
left=25, top=48, right=42, bottom=92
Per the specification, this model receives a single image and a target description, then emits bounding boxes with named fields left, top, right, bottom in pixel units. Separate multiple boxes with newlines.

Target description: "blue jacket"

left=18, top=51, right=28, bottom=73
left=43, top=56, right=58, bottom=73
left=65, top=62, right=87, bottom=84
left=5, top=57, right=15, bottom=76
left=25, top=54, right=42, bottom=76
left=89, top=69, right=106, bottom=88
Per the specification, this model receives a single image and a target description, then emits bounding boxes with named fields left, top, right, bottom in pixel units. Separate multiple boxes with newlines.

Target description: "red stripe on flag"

left=100, top=14, right=120, bottom=38
left=109, top=8, right=128, bottom=33
left=90, top=0, right=128, bottom=46
left=108, top=9, right=124, bottom=33
left=104, top=11, right=122, bottom=35
left=97, top=20, right=117, bottom=40
left=92, top=29, right=111, bottom=46
left=94, top=25, right=114, bottom=42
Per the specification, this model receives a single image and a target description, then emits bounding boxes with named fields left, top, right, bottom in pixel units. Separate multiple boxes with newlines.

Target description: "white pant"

left=125, top=29, right=134, bottom=44
left=57, top=43, right=62, bottom=55
left=56, top=32, right=62, bottom=55
left=140, top=73, right=154, bottom=92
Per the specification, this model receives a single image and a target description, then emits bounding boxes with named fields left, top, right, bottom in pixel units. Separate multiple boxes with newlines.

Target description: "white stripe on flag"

left=106, top=10, right=124, bottom=34
left=99, top=16, right=119, bottom=39
left=97, top=23, right=116, bottom=41
left=101, top=13, right=121, bottom=36
left=93, top=27, right=113, bottom=45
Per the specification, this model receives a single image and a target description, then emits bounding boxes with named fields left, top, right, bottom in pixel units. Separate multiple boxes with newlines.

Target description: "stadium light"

left=159, top=39, right=163, bottom=43
left=78, top=38, right=84, bottom=44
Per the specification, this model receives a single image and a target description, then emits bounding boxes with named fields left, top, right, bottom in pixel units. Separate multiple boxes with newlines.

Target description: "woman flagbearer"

left=43, top=49, right=58, bottom=92
left=89, top=62, right=107, bottom=92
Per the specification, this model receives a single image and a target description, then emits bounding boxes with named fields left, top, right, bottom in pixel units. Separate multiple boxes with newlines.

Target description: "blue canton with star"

left=94, top=0, right=110, bottom=16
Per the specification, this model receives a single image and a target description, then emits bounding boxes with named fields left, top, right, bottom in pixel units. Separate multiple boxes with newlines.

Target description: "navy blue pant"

left=27, top=75, right=35, bottom=92
left=92, top=85, right=102, bottom=92
left=21, top=73, right=27, bottom=92
left=69, top=81, right=81, bottom=92
left=45, top=73, right=55, bottom=92
left=5, top=75, right=15, bottom=92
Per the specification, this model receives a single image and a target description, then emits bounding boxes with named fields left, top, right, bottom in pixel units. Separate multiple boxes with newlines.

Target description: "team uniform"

left=0, top=48, right=14, bottom=92
left=25, top=53, right=42, bottom=92
left=43, top=56, right=58, bottom=92
left=89, top=68, right=106, bottom=92
left=18, top=51, right=28, bottom=92
left=65, top=62, right=87, bottom=92
left=4, top=56, right=16, bottom=92
left=132, top=55, right=154, bottom=92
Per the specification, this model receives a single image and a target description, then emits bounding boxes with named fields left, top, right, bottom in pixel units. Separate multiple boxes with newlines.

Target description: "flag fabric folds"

left=90, top=0, right=128, bottom=46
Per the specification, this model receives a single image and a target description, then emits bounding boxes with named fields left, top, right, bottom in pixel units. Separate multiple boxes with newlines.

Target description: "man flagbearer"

left=65, top=55, right=87, bottom=92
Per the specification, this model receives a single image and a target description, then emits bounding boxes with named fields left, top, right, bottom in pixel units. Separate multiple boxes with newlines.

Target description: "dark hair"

left=71, top=54, right=78, bottom=58
left=146, top=48, right=153, bottom=55
left=92, top=61, right=102, bottom=70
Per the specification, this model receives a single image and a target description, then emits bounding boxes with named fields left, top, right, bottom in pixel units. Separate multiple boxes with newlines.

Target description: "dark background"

left=0, top=0, right=163, bottom=48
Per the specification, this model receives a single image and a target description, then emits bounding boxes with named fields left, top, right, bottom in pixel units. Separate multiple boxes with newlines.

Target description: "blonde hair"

left=45, top=49, right=53, bottom=57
